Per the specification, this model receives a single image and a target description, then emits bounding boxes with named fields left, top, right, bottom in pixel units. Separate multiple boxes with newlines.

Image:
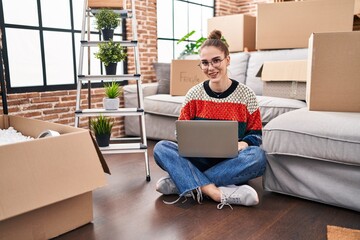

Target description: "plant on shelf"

left=94, top=8, right=121, bottom=40
left=103, top=81, right=123, bottom=110
left=94, top=39, right=127, bottom=75
left=90, top=114, right=113, bottom=147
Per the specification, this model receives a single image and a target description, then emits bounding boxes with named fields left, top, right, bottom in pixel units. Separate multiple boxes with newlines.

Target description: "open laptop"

left=176, top=120, right=238, bottom=158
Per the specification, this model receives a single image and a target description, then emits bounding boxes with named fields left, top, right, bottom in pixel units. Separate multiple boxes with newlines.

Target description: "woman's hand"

left=238, top=141, right=249, bottom=151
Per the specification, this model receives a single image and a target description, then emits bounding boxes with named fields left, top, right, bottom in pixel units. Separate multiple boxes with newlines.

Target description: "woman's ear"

left=226, top=55, right=230, bottom=66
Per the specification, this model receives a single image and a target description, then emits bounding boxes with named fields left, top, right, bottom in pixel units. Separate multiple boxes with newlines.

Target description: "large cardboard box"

left=208, top=14, right=256, bottom=52
left=0, top=115, right=107, bottom=240
left=170, top=60, right=207, bottom=96
left=256, top=0, right=354, bottom=50
left=306, top=31, right=360, bottom=112
left=88, top=0, right=123, bottom=9
left=257, top=60, right=307, bottom=100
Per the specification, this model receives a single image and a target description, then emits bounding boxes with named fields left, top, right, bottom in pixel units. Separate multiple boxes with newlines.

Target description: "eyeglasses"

left=198, top=58, right=226, bottom=70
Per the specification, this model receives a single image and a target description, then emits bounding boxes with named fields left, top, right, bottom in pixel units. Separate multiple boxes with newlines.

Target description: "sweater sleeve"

left=241, top=91, right=263, bottom=147
left=242, top=108, right=263, bottom=147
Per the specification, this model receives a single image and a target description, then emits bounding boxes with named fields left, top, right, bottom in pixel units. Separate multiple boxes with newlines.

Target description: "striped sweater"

left=178, top=79, right=263, bottom=146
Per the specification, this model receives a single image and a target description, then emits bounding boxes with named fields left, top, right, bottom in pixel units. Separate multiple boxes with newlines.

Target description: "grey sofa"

left=123, top=48, right=308, bottom=141
left=262, top=108, right=360, bottom=212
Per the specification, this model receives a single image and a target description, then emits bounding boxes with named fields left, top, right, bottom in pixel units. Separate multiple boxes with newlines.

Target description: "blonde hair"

left=200, top=30, right=229, bottom=57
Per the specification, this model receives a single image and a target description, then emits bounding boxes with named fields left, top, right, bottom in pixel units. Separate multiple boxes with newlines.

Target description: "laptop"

left=176, top=120, right=238, bottom=158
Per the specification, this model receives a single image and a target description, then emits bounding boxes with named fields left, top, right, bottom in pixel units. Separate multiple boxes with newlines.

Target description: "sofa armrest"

left=123, top=82, right=158, bottom=108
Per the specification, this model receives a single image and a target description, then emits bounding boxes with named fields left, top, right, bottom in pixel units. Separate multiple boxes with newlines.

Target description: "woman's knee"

left=245, top=146, right=267, bottom=169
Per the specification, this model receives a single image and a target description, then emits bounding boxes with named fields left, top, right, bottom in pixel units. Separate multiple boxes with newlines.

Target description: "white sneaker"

left=217, top=185, right=259, bottom=209
left=156, top=175, right=178, bottom=195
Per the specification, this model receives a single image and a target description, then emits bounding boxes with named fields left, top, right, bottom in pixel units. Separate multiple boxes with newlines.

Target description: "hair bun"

left=207, top=30, right=222, bottom=40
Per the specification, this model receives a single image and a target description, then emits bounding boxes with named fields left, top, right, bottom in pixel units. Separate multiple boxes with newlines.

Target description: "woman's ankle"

left=201, top=184, right=221, bottom=202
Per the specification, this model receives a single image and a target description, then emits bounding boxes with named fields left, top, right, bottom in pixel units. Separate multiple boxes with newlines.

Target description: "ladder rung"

left=99, top=143, right=147, bottom=154
left=88, top=9, right=132, bottom=19
left=81, top=40, right=138, bottom=47
left=75, top=108, right=144, bottom=117
left=78, top=74, right=141, bottom=81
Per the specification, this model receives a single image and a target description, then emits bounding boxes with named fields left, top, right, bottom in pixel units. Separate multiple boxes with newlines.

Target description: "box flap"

left=0, top=115, right=107, bottom=221
left=256, top=60, right=307, bottom=82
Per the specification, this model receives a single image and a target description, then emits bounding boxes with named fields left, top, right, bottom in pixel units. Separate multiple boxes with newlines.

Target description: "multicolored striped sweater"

left=178, top=79, right=263, bottom=147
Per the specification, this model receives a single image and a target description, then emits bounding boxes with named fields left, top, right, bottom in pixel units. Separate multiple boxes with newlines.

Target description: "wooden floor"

left=55, top=140, right=360, bottom=240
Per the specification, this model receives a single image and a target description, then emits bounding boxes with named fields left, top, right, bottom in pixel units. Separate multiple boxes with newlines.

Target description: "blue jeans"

left=153, top=140, right=267, bottom=197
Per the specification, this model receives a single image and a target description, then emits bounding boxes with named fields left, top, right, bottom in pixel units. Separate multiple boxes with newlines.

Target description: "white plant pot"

left=103, top=97, right=120, bottom=110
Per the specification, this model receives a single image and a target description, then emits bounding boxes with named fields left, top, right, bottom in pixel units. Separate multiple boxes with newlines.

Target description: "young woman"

left=153, top=30, right=266, bottom=209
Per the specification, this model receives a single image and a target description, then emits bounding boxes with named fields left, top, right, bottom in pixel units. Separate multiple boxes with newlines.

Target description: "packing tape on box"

left=37, top=130, right=61, bottom=139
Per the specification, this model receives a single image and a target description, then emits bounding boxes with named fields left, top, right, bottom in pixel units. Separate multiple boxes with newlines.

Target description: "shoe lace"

left=163, top=187, right=203, bottom=205
left=217, top=195, right=234, bottom=210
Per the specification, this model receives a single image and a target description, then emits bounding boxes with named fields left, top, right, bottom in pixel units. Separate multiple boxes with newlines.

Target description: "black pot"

left=105, top=62, right=117, bottom=75
left=102, top=28, right=114, bottom=40
left=95, top=133, right=111, bottom=147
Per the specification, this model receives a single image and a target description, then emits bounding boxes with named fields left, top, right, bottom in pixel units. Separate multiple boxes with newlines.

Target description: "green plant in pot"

left=94, top=39, right=127, bottom=75
left=95, top=8, right=120, bottom=40
left=90, top=115, right=113, bottom=147
left=103, top=81, right=123, bottom=110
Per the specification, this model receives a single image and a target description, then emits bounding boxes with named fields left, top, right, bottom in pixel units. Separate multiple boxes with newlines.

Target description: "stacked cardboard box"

left=208, top=14, right=256, bottom=52
left=255, top=0, right=355, bottom=102
left=0, top=115, right=108, bottom=239
left=256, top=0, right=354, bottom=50
left=306, top=31, right=360, bottom=112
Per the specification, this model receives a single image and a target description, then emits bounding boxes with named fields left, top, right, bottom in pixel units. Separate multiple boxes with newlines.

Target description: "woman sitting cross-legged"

left=153, top=30, right=266, bottom=210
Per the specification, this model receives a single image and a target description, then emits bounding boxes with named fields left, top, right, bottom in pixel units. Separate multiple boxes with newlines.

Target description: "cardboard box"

left=306, top=31, right=360, bottom=112
left=256, top=0, right=354, bottom=50
left=257, top=60, right=307, bottom=100
left=208, top=14, right=256, bottom=52
left=170, top=60, right=207, bottom=96
left=0, top=115, right=107, bottom=239
left=88, top=0, right=123, bottom=9
left=355, top=0, right=360, bottom=15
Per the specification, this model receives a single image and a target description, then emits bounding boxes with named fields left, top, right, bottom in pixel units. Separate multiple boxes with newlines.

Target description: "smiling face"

left=199, top=46, right=230, bottom=84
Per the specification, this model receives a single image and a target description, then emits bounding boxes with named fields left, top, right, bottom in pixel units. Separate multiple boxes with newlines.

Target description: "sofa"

left=123, top=48, right=308, bottom=141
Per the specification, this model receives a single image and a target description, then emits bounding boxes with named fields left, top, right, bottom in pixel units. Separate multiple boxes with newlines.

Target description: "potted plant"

left=94, top=39, right=127, bottom=75
left=95, top=8, right=120, bottom=40
left=90, top=115, right=113, bottom=147
left=103, top=81, right=122, bottom=110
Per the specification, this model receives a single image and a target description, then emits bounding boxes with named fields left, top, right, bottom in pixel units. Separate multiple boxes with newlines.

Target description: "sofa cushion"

left=144, top=94, right=185, bottom=117
left=246, top=49, right=308, bottom=95
left=256, top=96, right=307, bottom=124
left=153, top=63, right=171, bottom=94
left=263, top=108, right=360, bottom=166
left=228, top=52, right=250, bottom=84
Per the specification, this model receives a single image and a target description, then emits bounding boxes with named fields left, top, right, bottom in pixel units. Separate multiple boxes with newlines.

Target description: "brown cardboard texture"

left=355, top=0, right=360, bottom=15
left=306, top=31, right=360, bottom=112
left=257, top=60, right=307, bottom=100
left=0, top=115, right=107, bottom=239
left=170, top=60, right=207, bottom=96
left=88, top=0, right=122, bottom=9
left=256, top=0, right=354, bottom=50
left=208, top=14, right=256, bottom=52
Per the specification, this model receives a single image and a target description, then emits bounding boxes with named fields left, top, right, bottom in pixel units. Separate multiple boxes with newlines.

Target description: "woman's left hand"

left=238, top=141, right=249, bottom=151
